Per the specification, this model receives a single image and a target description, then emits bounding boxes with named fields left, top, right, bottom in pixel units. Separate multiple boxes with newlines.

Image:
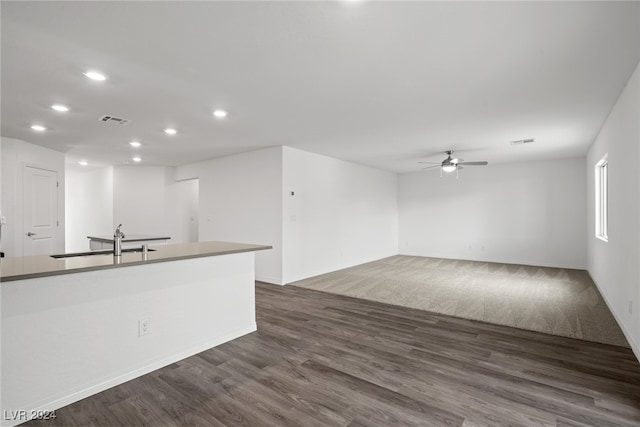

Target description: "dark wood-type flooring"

left=25, top=282, right=640, bottom=426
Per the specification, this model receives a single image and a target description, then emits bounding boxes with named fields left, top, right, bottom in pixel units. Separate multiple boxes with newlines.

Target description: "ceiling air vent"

left=97, top=115, right=132, bottom=125
left=510, top=138, right=535, bottom=146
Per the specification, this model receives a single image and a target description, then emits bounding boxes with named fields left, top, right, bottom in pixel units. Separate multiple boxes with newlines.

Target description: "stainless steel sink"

left=51, top=248, right=156, bottom=258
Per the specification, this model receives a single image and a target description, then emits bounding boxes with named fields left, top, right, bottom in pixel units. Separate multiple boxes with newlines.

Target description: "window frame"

left=595, top=154, right=608, bottom=242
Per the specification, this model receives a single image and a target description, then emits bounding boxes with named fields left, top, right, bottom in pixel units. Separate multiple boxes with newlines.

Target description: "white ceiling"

left=2, top=1, right=639, bottom=173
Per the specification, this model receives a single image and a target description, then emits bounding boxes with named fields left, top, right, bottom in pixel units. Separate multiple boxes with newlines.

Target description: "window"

left=595, top=155, right=608, bottom=242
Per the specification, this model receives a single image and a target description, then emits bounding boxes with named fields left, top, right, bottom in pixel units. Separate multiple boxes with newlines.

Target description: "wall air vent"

left=510, top=138, right=535, bottom=145
left=97, top=115, right=132, bottom=125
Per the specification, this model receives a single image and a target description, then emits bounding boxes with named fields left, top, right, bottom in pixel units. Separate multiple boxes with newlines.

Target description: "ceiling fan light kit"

left=419, top=150, right=488, bottom=178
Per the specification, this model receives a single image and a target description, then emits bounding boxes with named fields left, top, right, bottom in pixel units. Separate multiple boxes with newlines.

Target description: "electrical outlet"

left=138, top=319, right=150, bottom=336
left=629, top=301, right=633, bottom=315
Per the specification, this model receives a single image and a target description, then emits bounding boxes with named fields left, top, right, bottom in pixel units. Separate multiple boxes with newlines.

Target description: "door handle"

left=26, top=232, right=37, bottom=237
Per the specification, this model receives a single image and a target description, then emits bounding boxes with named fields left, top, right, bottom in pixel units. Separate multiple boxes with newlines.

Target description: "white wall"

left=113, top=166, right=169, bottom=236
left=166, top=178, right=199, bottom=245
left=398, top=158, right=587, bottom=269
left=65, top=166, right=114, bottom=252
left=65, top=165, right=197, bottom=251
left=112, top=166, right=198, bottom=245
left=176, top=147, right=283, bottom=284
left=587, top=62, right=640, bottom=357
left=282, top=147, right=398, bottom=283
left=0, top=138, right=4, bottom=256
left=0, top=138, right=2, bottom=416
left=176, top=146, right=398, bottom=285
left=0, top=137, right=65, bottom=257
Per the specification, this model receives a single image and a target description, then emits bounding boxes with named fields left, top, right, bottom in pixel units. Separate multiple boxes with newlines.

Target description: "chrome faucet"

left=114, top=224, right=125, bottom=256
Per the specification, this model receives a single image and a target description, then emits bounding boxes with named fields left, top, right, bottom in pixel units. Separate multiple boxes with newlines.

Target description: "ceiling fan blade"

left=422, top=165, right=441, bottom=170
left=417, top=161, right=441, bottom=164
left=451, top=158, right=464, bottom=163
left=457, top=161, right=488, bottom=166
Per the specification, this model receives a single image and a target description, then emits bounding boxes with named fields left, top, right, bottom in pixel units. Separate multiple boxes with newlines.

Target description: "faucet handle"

left=114, top=224, right=124, bottom=238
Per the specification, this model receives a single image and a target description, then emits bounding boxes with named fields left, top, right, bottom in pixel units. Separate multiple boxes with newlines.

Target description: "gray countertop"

left=0, top=241, right=271, bottom=282
left=87, top=234, right=171, bottom=243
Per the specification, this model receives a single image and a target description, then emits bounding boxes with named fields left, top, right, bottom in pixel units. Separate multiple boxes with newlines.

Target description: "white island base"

left=1, top=251, right=257, bottom=426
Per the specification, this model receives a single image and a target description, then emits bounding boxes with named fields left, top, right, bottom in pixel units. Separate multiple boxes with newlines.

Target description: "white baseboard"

left=283, top=253, right=398, bottom=285
left=1, top=324, right=257, bottom=427
left=256, top=274, right=284, bottom=285
left=588, top=271, right=640, bottom=363
left=398, top=251, right=586, bottom=270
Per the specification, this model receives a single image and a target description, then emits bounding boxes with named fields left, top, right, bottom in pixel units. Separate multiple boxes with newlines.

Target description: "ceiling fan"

left=419, top=150, right=488, bottom=177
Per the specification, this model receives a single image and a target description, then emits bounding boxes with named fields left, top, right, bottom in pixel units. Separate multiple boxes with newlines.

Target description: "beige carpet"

left=290, top=255, right=629, bottom=347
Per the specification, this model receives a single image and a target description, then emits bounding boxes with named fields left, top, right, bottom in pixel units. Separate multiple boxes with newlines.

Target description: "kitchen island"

left=0, top=241, right=271, bottom=427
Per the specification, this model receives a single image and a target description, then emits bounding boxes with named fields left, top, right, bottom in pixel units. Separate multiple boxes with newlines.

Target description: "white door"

left=23, top=166, right=59, bottom=256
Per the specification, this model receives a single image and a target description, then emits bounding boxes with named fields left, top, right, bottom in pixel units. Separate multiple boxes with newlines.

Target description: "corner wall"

left=587, top=62, right=640, bottom=357
left=282, top=147, right=398, bottom=283
left=176, top=147, right=283, bottom=284
left=65, top=165, right=198, bottom=252
left=176, top=146, right=399, bottom=285
left=112, top=166, right=198, bottom=243
left=398, top=158, right=587, bottom=269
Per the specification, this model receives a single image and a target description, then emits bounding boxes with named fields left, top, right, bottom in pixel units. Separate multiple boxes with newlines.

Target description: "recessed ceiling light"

left=129, top=141, right=141, bottom=148
left=164, top=128, right=177, bottom=135
left=132, top=156, right=142, bottom=163
left=79, top=160, right=88, bottom=166
left=31, top=124, right=46, bottom=131
left=213, top=109, right=228, bottom=118
left=51, top=104, right=69, bottom=112
left=83, top=70, right=107, bottom=81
